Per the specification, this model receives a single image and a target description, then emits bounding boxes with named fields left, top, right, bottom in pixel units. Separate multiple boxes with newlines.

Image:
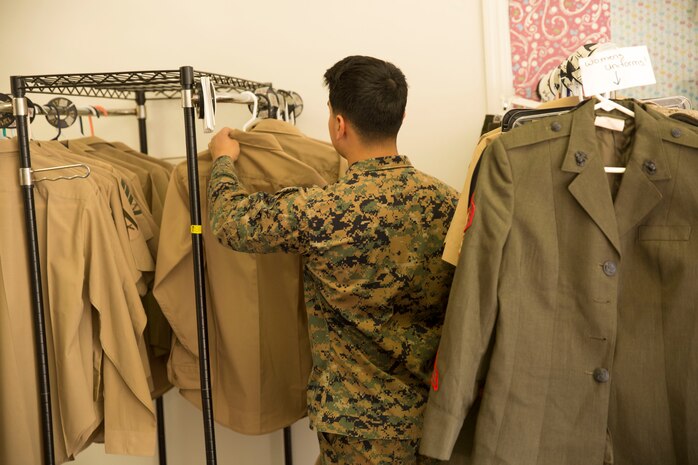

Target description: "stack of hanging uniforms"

left=0, top=138, right=162, bottom=463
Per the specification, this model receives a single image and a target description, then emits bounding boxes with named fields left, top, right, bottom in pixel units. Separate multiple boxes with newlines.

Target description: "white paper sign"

left=579, top=45, right=656, bottom=97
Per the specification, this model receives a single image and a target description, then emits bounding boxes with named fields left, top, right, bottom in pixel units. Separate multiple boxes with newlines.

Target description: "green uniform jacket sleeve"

left=208, top=156, right=311, bottom=255
left=419, top=138, right=514, bottom=460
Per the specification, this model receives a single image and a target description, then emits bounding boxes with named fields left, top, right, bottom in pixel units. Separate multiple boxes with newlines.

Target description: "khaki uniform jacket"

left=0, top=139, right=156, bottom=464
left=154, top=127, right=341, bottom=434
left=420, top=100, right=698, bottom=464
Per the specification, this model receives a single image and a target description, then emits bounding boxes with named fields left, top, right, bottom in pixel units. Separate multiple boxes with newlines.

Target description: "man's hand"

left=208, top=127, right=241, bottom=162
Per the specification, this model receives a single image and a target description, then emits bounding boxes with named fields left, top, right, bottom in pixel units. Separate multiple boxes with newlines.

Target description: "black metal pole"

left=156, top=397, right=166, bottom=464
left=12, top=75, right=56, bottom=465
left=135, top=90, right=148, bottom=154
left=283, top=426, right=293, bottom=465
left=179, top=65, right=218, bottom=465
left=135, top=89, right=168, bottom=465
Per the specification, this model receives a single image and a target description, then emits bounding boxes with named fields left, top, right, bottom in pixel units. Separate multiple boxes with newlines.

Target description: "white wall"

left=0, top=1, right=487, bottom=464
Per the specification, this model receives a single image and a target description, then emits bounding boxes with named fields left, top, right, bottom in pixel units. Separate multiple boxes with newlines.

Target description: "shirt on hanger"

left=107, top=140, right=175, bottom=173
left=74, top=137, right=171, bottom=226
left=154, top=128, right=339, bottom=434
left=62, top=139, right=159, bottom=255
left=66, top=139, right=164, bottom=227
left=36, top=140, right=155, bottom=284
left=248, top=119, right=348, bottom=182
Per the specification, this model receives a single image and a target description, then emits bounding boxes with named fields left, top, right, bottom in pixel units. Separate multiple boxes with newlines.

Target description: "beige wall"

left=0, top=1, right=487, bottom=464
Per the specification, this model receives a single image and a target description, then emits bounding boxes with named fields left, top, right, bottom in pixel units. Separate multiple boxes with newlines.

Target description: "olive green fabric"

left=421, top=100, right=698, bottom=464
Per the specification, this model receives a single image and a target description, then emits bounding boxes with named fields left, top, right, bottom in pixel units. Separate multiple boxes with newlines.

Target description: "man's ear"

left=335, top=114, right=347, bottom=139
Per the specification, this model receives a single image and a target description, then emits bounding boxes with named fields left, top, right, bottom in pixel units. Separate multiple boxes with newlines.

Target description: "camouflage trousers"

left=317, top=432, right=443, bottom=465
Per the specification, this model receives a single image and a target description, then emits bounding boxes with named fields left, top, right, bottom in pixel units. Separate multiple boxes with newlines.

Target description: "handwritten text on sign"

left=579, top=46, right=656, bottom=97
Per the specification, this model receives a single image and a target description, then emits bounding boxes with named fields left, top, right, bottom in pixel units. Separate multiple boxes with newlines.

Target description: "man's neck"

left=344, top=140, right=400, bottom=166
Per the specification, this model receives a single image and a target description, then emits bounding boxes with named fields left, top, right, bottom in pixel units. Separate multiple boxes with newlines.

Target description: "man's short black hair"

left=324, top=55, right=408, bottom=142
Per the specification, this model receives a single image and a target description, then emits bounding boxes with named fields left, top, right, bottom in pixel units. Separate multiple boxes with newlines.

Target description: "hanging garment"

left=441, top=128, right=501, bottom=266
left=73, top=136, right=172, bottom=226
left=420, top=100, right=698, bottom=464
left=59, top=139, right=160, bottom=255
left=154, top=127, right=343, bottom=434
left=0, top=139, right=157, bottom=464
left=38, top=139, right=173, bottom=398
left=60, top=138, right=172, bottom=397
left=36, top=140, right=155, bottom=285
left=107, top=140, right=176, bottom=172
left=66, top=138, right=167, bottom=227
left=248, top=119, right=348, bottom=181
left=442, top=97, right=583, bottom=265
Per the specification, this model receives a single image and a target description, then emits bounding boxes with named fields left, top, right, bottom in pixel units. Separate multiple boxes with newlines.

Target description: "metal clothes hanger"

left=31, top=163, right=92, bottom=183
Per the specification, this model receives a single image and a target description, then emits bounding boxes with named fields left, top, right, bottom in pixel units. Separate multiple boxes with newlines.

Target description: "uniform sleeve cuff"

left=212, top=155, right=236, bottom=173
left=418, top=404, right=464, bottom=460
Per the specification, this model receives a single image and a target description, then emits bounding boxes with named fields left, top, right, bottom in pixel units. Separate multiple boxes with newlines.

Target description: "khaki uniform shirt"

left=154, top=129, right=338, bottom=434
left=208, top=154, right=458, bottom=440
left=36, top=141, right=155, bottom=278
left=107, top=140, right=175, bottom=172
left=61, top=139, right=172, bottom=392
left=249, top=119, right=348, bottom=182
left=63, top=140, right=159, bottom=256
left=420, top=100, right=698, bottom=464
left=75, top=137, right=171, bottom=226
left=0, top=139, right=156, bottom=463
left=38, top=140, right=171, bottom=396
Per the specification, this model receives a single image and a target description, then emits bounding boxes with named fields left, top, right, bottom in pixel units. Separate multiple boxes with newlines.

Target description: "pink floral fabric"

left=509, top=0, right=612, bottom=99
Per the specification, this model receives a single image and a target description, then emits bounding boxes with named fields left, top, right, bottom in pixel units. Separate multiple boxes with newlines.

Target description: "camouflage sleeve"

left=207, top=156, right=310, bottom=255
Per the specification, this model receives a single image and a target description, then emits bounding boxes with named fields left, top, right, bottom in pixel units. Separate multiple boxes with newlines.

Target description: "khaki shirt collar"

left=249, top=119, right=304, bottom=137
left=347, top=155, right=413, bottom=174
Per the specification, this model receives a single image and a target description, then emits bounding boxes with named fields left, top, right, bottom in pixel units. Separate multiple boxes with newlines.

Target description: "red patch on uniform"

left=431, top=352, right=439, bottom=391
left=464, top=198, right=476, bottom=233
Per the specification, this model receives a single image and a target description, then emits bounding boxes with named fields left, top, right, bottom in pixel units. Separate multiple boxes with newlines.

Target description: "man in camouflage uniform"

left=207, top=55, right=457, bottom=464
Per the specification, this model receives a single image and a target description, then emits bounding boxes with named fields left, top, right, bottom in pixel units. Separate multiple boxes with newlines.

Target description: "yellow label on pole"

left=190, top=225, right=203, bottom=234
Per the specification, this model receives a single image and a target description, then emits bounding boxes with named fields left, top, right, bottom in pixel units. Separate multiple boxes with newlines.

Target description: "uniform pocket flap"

left=639, top=225, right=691, bottom=241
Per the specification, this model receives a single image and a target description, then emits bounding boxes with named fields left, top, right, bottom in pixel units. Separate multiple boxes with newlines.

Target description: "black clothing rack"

left=8, top=66, right=295, bottom=465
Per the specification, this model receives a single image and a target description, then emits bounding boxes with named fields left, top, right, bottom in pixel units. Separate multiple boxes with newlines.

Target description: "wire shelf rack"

left=13, top=69, right=272, bottom=100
